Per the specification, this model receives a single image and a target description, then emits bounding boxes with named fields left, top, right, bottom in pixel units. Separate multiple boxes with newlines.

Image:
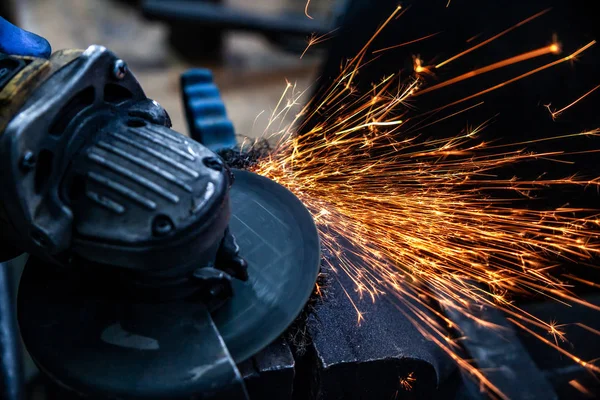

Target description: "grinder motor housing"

left=0, top=45, right=248, bottom=291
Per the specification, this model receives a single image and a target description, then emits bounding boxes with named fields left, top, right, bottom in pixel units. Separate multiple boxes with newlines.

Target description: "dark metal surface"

left=0, top=261, right=23, bottom=400
left=214, top=169, right=321, bottom=362
left=239, top=337, right=295, bottom=400
left=306, top=240, right=455, bottom=399
left=18, top=257, right=249, bottom=400
left=444, top=295, right=558, bottom=400
left=519, top=294, right=600, bottom=399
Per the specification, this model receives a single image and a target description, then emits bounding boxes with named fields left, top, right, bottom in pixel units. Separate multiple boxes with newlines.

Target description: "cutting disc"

left=17, top=169, right=320, bottom=398
left=216, top=169, right=321, bottom=361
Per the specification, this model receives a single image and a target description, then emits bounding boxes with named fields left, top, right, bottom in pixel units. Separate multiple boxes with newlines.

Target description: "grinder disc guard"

left=17, top=169, right=320, bottom=399
left=215, top=169, right=321, bottom=361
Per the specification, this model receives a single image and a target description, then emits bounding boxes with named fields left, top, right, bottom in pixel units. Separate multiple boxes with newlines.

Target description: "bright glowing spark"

left=546, top=83, right=600, bottom=120
left=301, top=29, right=339, bottom=59
left=435, top=8, right=552, bottom=68
left=569, top=380, right=595, bottom=398
left=466, top=33, right=483, bottom=43
left=547, top=320, right=567, bottom=347
left=413, top=56, right=433, bottom=76
left=304, top=0, right=313, bottom=19
left=438, top=41, right=596, bottom=110
left=415, top=44, right=561, bottom=97
left=373, top=32, right=441, bottom=54
left=510, top=319, right=600, bottom=373
left=399, top=372, right=417, bottom=391
left=347, top=5, right=405, bottom=86
left=248, top=7, right=600, bottom=399
left=575, top=323, right=600, bottom=338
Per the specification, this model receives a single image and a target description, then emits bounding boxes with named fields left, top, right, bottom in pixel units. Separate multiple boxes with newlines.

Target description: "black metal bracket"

left=0, top=261, right=23, bottom=400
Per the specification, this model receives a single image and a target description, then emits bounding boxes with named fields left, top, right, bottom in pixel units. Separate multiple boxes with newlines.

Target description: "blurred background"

left=0, top=0, right=338, bottom=137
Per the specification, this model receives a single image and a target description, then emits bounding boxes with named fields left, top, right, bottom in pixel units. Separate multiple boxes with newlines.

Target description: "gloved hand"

left=0, top=16, right=51, bottom=57
left=0, top=17, right=50, bottom=262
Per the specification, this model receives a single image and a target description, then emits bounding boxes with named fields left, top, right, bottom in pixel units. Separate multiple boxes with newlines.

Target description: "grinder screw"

left=152, top=215, right=174, bottom=237
left=20, top=151, right=36, bottom=171
left=112, top=59, right=128, bottom=80
left=203, top=156, right=224, bottom=171
left=31, top=228, right=50, bottom=248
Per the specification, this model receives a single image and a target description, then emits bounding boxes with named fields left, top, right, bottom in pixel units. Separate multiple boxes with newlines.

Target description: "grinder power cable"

left=0, top=43, right=320, bottom=399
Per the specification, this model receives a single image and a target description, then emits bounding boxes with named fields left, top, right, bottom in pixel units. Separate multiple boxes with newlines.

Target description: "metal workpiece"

left=307, top=245, right=455, bottom=399
left=444, top=296, right=558, bottom=400
left=239, top=337, right=295, bottom=400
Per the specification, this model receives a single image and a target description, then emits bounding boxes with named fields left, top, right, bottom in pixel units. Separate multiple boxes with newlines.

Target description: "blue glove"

left=0, top=16, right=51, bottom=58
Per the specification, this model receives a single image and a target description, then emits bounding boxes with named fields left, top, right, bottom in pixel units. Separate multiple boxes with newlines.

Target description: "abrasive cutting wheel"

left=18, top=170, right=320, bottom=399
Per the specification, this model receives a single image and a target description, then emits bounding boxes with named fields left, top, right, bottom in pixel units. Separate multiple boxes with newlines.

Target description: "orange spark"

left=415, top=44, right=560, bottom=96
left=547, top=320, right=567, bottom=347
left=575, top=323, right=600, bottom=337
left=348, top=5, right=406, bottom=85
left=304, top=0, right=313, bottom=19
left=546, top=83, right=600, bottom=120
left=562, top=274, right=600, bottom=288
left=569, top=380, right=595, bottom=397
left=439, top=41, right=596, bottom=110
left=435, top=8, right=552, bottom=68
left=466, top=33, right=483, bottom=43
left=373, top=32, right=441, bottom=54
left=399, top=372, right=417, bottom=391
left=248, top=6, right=600, bottom=399
left=413, top=56, right=433, bottom=76
left=301, top=29, right=339, bottom=59
left=509, top=319, right=600, bottom=374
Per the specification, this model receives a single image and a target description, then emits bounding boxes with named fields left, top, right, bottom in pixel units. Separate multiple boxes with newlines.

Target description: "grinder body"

left=0, top=45, right=320, bottom=400
left=0, top=46, right=243, bottom=286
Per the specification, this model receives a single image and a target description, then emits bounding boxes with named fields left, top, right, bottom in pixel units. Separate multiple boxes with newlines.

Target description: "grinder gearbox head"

left=0, top=45, right=232, bottom=278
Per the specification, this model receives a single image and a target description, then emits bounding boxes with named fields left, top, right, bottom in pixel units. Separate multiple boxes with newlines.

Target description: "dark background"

left=310, top=0, right=600, bottom=188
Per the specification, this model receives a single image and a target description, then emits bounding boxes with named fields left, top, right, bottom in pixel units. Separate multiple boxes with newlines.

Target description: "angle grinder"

left=0, top=45, right=320, bottom=399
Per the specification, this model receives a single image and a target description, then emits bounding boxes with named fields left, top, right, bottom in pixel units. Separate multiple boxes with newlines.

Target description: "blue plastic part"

left=0, top=17, right=51, bottom=58
left=181, top=69, right=237, bottom=152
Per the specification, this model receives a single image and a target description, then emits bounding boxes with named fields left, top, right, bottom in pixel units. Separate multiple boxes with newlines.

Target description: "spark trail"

left=252, top=5, right=600, bottom=398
